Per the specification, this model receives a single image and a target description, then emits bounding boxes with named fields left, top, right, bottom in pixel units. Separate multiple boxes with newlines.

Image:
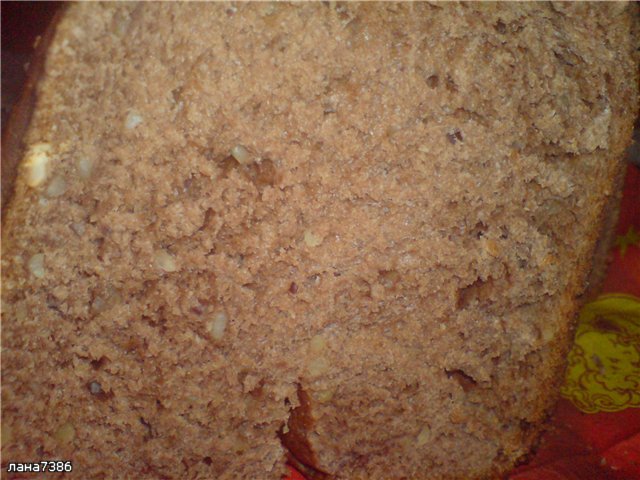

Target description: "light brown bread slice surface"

left=1, top=3, right=638, bottom=479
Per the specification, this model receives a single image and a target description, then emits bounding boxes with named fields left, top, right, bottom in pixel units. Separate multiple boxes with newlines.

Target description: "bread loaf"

left=2, top=3, right=638, bottom=479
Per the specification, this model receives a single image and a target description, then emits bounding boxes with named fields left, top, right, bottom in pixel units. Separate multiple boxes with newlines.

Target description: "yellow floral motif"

left=561, top=294, right=640, bottom=413
left=615, top=225, right=640, bottom=258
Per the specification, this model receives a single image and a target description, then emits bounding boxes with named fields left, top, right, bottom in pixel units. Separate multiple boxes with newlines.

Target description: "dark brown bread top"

left=1, top=3, right=638, bottom=479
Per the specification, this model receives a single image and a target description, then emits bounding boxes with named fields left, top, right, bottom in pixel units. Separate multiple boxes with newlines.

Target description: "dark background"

left=1, top=1, right=61, bottom=130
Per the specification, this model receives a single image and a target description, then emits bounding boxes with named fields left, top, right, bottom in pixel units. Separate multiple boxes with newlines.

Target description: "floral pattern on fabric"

left=561, top=294, right=640, bottom=413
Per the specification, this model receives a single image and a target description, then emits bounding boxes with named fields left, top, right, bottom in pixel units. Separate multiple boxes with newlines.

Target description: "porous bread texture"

left=1, top=3, right=638, bottom=480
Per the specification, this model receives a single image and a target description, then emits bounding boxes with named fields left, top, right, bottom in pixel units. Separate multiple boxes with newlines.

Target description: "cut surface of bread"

left=1, top=3, right=638, bottom=479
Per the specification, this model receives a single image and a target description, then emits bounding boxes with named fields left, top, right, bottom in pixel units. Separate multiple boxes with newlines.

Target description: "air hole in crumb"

left=248, top=380, right=265, bottom=398
left=519, top=419, right=533, bottom=432
left=46, top=294, right=62, bottom=314
left=90, top=357, right=108, bottom=370
left=140, top=417, right=153, bottom=441
left=198, top=208, right=216, bottom=233
left=203, top=457, right=213, bottom=466
left=378, top=269, right=400, bottom=289
left=445, top=369, right=478, bottom=392
left=553, top=50, right=577, bottom=67
left=248, top=158, right=279, bottom=188
left=218, top=155, right=238, bottom=179
left=445, top=74, right=458, bottom=92
left=171, top=86, right=183, bottom=104
left=494, top=20, right=507, bottom=34
left=94, top=237, right=105, bottom=261
left=123, top=335, right=148, bottom=353
left=305, top=274, right=321, bottom=287
left=426, top=74, right=439, bottom=88
left=604, top=72, right=613, bottom=88
left=289, top=282, right=298, bottom=294
left=457, top=277, right=494, bottom=309
left=495, top=448, right=508, bottom=462
left=402, top=381, right=420, bottom=395
left=353, top=277, right=372, bottom=298
left=473, top=221, right=488, bottom=238
left=582, top=99, right=594, bottom=109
